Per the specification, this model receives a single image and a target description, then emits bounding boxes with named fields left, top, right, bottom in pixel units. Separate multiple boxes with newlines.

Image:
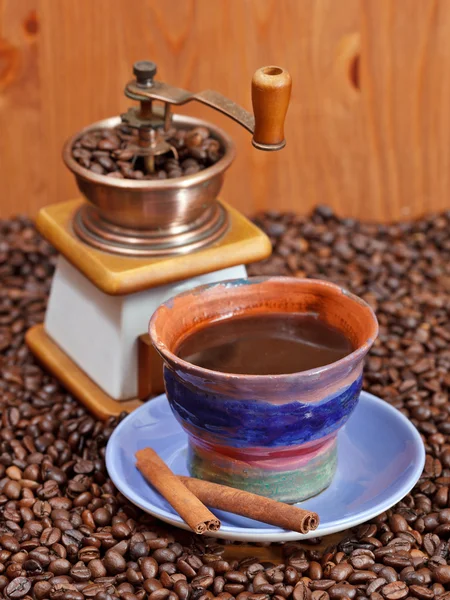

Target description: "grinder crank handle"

left=251, top=66, right=292, bottom=151
left=197, top=66, right=292, bottom=151
left=126, top=61, right=292, bottom=151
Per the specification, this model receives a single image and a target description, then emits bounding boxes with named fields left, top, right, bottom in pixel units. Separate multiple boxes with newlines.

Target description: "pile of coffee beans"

left=2, top=205, right=450, bottom=600
left=71, top=125, right=224, bottom=180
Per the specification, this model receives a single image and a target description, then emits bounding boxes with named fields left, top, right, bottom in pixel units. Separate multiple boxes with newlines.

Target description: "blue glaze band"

left=164, top=370, right=363, bottom=448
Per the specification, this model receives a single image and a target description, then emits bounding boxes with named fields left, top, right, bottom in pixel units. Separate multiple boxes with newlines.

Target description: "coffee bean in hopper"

left=72, top=124, right=224, bottom=179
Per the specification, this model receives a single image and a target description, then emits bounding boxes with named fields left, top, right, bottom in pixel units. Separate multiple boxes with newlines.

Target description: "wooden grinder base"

left=26, top=324, right=143, bottom=420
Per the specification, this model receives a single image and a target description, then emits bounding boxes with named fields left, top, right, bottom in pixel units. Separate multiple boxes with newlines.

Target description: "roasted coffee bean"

left=96, top=156, right=116, bottom=172
left=139, top=556, right=158, bottom=579
left=104, top=550, right=126, bottom=574
left=49, top=558, right=71, bottom=575
left=383, top=555, right=412, bottom=569
left=389, top=515, right=409, bottom=533
left=158, top=571, right=171, bottom=589
left=70, top=561, right=90, bottom=581
left=4, top=480, right=21, bottom=499
left=379, top=568, right=399, bottom=584
left=225, top=571, right=248, bottom=584
left=349, top=570, right=378, bottom=584
left=367, top=578, right=388, bottom=595
left=29, top=548, right=50, bottom=567
left=121, top=593, right=138, bottom=600
left=88, top=558, right=106, bottom=578
left=213, top=576, right=225, bottom=595
left=78, top=546, right=100, bottom=562
left=1, top=535, right=20, bottom=553
left=409, top=585, right=434, bottom=600
left=433, top=565, right=450, bottom=584
left=198, top=565, right=214, bottom=578
left=265, top=567, right=284, bottom=584
left=5, top=576, right=31, bottom=598
left=190, top=147, right=207, bottom=161
left=147, top=537, right=170, bottom=550
left=212, top=560, right=231, bottom=574
left=6, top=563, right=23, bottom=580
left=432, top=583, right=445, bottom=596
left=112, top=522, right=131, bottom=539
left=93, top=507, right=111, bottom=526
left=329, top=583, right=356, bottom=599
left=167, top=168, right=183, bottom=178
left=149, top=590, right=171, bottom=600
left=236, top=594, right=252, bottom=600
left=253, top=573, right=270, bottom=591
left=289, top=558, right=310, bottom=573
left=381, top=582, right=409, bottom=600
left=80, top=583, right=106, bottom=598
left=153, top=548, right=177, bottom=563
left=144, top=578, right=163, bottom=594
left=329, top=563, right=353, bottom=582
left=214, top=594, right=233, bottom=600
left=129, top=540, right=149, bottom=560
left=403, top=572, right=425, bottom=586
left=311, top=580, right=336, bottom=592
left=177, top=558, right=197, bottom=578
left=33, top=580, right=52, bottom=600
left=224, top=583, right=246, bottom=595
left=61, top=529, right=83, bottom=547
left=192, top=575, right=214, bottom=589
left=285, top=566, right=300, bottom=584
left=277, top=585, right=294, bottom=598
left=41, top=526, right=61, bottom=545
left=22, top=558, right=42, bottom=573
left=89, top=162, right=105, bottom=175
left=109, top=539, right=129, bottom=556
left=98, top=138, right=120, bottom=151
left=80, top=135, right=98, bottom=149
left=309, top=562, right=323, bottom=580
left=350, top=554, right=374, bottom=570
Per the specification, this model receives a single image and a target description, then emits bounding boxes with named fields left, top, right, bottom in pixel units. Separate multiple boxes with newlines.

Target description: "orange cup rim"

left=149, top=276, right=379, bottom=382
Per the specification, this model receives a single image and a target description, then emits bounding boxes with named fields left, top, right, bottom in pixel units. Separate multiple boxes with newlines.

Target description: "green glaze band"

left=188, top=438, right=338, bottom=504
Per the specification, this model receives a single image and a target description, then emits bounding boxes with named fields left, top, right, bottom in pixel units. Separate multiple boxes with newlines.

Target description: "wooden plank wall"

left=1, top=0, right=449, bottom=222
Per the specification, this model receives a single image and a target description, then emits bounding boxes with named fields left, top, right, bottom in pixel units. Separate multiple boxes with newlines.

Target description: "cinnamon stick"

left=178, top=476, right=319, bottom=534
left=135, top=449, right=220, bottom=534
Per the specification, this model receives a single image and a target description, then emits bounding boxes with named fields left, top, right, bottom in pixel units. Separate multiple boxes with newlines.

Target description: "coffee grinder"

left=26, top=61, right=292, bottom=419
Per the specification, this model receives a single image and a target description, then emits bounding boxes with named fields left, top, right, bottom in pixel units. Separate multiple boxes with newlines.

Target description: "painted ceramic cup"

left=149, top=277, right=378, bottom=503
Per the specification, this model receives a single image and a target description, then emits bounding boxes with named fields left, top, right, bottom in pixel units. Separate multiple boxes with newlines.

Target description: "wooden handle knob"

left=251, top=66, right=292, bottom=151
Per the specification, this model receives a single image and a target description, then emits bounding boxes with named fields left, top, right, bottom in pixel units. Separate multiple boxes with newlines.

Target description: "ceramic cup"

left=149, top=277, right=378, bottom=503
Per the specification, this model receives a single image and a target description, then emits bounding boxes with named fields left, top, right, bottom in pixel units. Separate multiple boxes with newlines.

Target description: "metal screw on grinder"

left=133, top=61, right=157, bottom=87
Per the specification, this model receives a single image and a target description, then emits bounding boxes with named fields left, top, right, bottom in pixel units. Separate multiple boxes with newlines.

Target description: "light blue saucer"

left=106, top=391, right=425, bottom=542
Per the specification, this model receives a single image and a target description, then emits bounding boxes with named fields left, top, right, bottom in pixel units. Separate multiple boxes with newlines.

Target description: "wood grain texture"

left=1, top=0, right=450, bottom=222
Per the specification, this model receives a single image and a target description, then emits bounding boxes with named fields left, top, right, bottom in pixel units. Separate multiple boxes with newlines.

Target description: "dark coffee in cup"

left=176, top=313, right=353, bottom=375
